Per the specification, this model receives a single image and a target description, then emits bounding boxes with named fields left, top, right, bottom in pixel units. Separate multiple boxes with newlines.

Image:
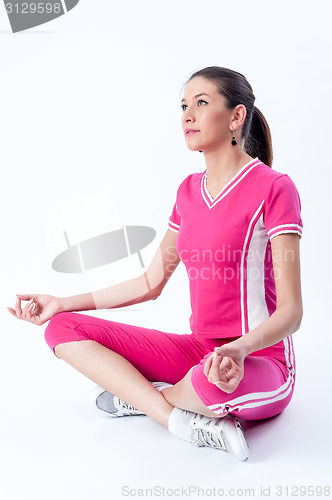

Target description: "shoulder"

left=254, top=161, right=300, bottom=194
left=255, top=161, right=288, bottom=182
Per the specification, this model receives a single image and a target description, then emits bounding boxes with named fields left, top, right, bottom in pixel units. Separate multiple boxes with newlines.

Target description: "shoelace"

left=189, top=414, right=227, bottom=450
left=116, top=397, right=142, bottom=415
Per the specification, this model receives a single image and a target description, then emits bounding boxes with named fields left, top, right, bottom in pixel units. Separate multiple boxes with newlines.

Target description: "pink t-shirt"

left=168, top=158, right=303, bottom=339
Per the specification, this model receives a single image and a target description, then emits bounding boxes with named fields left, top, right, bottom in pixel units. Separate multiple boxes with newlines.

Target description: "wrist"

left=229, top=336, right=255, bottom=358
left=58, top=296, right=70, bottom=313
left=57, top=293, right=96, bottom=313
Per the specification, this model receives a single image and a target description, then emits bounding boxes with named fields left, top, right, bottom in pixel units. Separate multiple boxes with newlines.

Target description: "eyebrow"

left=181, top=93, right=211, bottom=104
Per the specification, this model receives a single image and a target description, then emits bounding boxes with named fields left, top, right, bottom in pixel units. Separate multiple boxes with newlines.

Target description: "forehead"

left=182, top=76, right=219, bottom=101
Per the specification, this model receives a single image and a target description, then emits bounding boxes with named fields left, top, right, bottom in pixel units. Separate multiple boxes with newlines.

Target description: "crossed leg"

left=55, top=339, right=218, bottom=431
left=47, top=312, right=227, bottom=427
left=55, top=340, right=174, bottom=427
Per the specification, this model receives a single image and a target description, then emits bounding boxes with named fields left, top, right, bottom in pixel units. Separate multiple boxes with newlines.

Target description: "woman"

left=8, top=66, right=303, bottom=461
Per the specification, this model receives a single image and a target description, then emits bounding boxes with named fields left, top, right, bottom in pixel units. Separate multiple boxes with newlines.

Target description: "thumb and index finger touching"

left=7, top=294, right=37, bottom=319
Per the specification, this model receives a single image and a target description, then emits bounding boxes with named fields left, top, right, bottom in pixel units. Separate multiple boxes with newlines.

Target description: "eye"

left=180, top=99, right=208, bottom=112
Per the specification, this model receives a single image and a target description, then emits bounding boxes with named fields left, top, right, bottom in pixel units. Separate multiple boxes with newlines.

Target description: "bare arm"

left=8, top=229, right=181, bottom=325
left=204, top=233, right=303, bottom=393
left=235, top=232, right=303, bottom=355
left=60, top=228, right=181, bottom=312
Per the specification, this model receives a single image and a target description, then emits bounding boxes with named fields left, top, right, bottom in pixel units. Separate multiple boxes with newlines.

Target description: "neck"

left=203, top=144, right=254, bottom=184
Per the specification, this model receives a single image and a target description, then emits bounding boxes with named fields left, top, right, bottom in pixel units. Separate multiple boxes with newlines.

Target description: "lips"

left=185, top=129, right=200, bottom=135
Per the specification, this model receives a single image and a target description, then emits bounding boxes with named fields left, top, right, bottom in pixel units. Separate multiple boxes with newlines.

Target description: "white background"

left=0, top=1, right=331, bottom=499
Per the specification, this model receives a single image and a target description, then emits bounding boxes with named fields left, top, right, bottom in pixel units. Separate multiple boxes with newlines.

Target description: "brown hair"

left=187, top=66, right=273, bottom=167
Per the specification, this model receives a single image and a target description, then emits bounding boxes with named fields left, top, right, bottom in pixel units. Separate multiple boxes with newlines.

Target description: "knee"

left=44, top=311, right=74, bottom=338
left=44, top=312, right=78, bottom=353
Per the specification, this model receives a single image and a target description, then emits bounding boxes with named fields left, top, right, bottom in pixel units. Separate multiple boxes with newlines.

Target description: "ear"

left=229, top=104, right=247, bottom=131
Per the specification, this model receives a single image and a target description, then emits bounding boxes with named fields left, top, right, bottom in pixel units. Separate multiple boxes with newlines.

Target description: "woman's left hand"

left=203, top=342, right=246, bottom=394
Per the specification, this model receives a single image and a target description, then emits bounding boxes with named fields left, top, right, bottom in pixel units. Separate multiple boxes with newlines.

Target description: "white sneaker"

left=188, top=413, right=249, bottom=461
left=90, top=385, right=145, bottom=417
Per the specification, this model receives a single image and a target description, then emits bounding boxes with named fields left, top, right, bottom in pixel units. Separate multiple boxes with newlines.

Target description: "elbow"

left=295, top=309, right=303, bottom=331
left=278, top=301, right=303, bottom=333
left=292, top=303, right=303, bottom=332
left=146, top=284, right=162, bottom=301
left=151, top=287, right=162, bottom=300
left=297, top=300, right=303, bottom=326
left=142, top=272, right=163, bottom=301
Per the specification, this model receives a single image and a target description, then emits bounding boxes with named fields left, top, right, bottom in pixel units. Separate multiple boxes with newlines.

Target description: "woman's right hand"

left=7, top=294, right=62, bottom=326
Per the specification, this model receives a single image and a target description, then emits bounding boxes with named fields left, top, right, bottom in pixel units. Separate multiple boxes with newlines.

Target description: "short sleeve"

left=264, top=174, right=303, bottom=241
left=168, top=201, right=181, bottom=233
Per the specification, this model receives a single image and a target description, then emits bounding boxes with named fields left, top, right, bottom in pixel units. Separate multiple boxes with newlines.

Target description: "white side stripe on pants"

left=208, top=336, right=295, bottom=415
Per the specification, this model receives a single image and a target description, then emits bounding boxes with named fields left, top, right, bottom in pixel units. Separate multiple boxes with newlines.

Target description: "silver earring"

left=231, top=130, right=237, bottom=146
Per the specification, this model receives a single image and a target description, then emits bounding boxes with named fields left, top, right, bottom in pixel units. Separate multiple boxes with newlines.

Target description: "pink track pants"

left=44, top=312, right=295, bottom=420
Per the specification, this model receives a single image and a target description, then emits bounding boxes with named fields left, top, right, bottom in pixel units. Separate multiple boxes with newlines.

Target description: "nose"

left=182, top=105, right=196, bottom=124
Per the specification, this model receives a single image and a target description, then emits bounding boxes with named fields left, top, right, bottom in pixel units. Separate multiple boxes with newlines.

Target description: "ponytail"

left=187, top=67, right=274, bottom=168
left=244, top=106, right=273, bottom=168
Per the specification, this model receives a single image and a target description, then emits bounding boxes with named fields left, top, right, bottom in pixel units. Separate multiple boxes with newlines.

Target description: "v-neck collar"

left=200, top=157, right=262, bottom=209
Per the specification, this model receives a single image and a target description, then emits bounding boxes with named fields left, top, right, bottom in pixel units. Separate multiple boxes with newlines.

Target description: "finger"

left=15, top=298, right=22, bottom=318
left=219, top=356, right=232, bottom=374
left=214, top=346, right=223, bottom=356
left=22, top=298, right=34, bottom=316
left=29, top=301, right=39, bottom=319
left=21, top=300, right=33, bottom=320
left=215, top=378, right=239, bottom=394
left=207, top=352, right=223, bottom=384
left=203, top=354, right=214, bottom=377
left=26, top=301, right=36, bottom=320
left=26, top=299, right=35, bottom=312
left=216, top=364, right=243, bottom=392
left=7, top=307, right=17, bottom=317
left=220, top=359, right=240, bottom=385
left=28, top=301, right=41, bottom=323
left=222, top=368, right=237, bottom=383
left=16, top=294, right=34, bottom=301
